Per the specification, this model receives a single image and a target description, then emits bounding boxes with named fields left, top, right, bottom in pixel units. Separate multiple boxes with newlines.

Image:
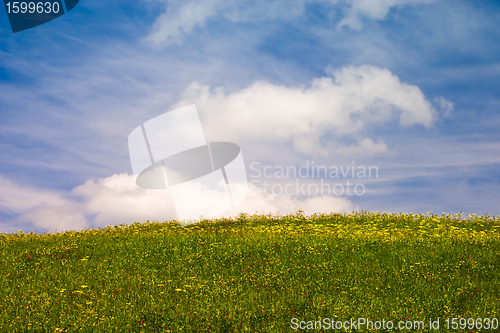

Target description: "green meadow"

left=1, top=211, right=499, bottom=332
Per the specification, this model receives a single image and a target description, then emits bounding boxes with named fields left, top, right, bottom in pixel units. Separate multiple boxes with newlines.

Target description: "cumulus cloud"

left=337, top=0, right=436, bottom=31
left=172, top=64, right=436, bottom=157
left=17, top=204, right=88, bottom=233
left=71, top=173, right=177, bottom=226
left=0, top=175, right=87, bottom=232
left=223, top=184, right=357, bottom=217
left=0, top=173, right=176, bottom=232
left=0, top=173, right=356, bottom=233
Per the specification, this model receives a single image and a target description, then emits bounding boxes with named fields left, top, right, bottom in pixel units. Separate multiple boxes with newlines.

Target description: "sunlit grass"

left=1, top=211, right=499, bottom=332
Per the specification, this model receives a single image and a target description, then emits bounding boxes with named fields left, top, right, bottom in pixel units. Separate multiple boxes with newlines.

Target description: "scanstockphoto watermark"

left=290, top=317, right=499, bottom=331
left=249, top=161, right=378, bottom=198
left=290, top=317, right=437, bottom=331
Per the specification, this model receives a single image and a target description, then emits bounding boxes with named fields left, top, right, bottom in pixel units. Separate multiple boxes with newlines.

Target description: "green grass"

left=1, top=211, right=500, bottom=332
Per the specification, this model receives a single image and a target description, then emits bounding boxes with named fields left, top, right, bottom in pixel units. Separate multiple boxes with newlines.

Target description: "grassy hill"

left=1, top=211, right=499, bottom=332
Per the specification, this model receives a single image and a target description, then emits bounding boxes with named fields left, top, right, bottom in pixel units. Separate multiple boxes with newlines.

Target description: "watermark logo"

left=3, top=0, right=79, bottom=33
left=128, top=104, right=248, bottom=222
left=249, top=160, right=378, bottom=198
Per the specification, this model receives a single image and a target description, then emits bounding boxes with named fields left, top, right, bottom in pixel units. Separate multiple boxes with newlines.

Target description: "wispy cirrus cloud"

left=436, top=96, right=454, bottom=118
left=144, top=0, right=314, bottom=47
left=144, top=0, right=227, bottom=47
left=144, top=0, right=438, bottom=47
left=336, top=0, right=436, bottom=30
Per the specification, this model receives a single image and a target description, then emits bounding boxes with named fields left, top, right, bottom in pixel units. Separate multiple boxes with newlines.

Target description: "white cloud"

left=17, top=204, right=88, bottom=233
left=144, top=0, right=310, bottom=47
left=172, top=64, right=436, bottom=157
left=337, top=0, right=436, bottom=31
left=223, top=183, right=358, bottom=217
left=145, top=0, right=438, bottom=46
left=0, top=173, right=176, bottom=232
left=145, top=0, right=227, bottom=47
left=0, top=175, right=88, bottom=232
left=0, top=173, right=357, bottom=233
left=71, top=173, right=177, bottom=226
left=327, top=137, right=389, bottom=156
left=436, top=96, right=454, bottom=118
left=0, top=176, right=66, bottom=212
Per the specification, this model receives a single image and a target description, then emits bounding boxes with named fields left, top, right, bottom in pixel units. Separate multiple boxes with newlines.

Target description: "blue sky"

left=1, top=0, right=499, bottom=233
